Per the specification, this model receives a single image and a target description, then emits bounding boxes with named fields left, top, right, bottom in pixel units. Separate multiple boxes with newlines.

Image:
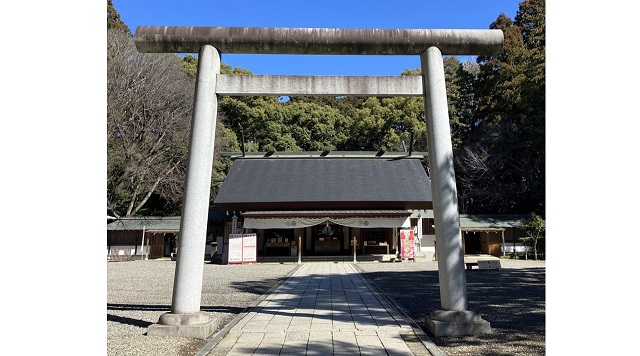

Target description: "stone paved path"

left=201, top=263, right=440, bottom=356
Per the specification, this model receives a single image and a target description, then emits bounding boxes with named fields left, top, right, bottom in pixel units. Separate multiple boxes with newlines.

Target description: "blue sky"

left=114, top=0, right=521, bottom=76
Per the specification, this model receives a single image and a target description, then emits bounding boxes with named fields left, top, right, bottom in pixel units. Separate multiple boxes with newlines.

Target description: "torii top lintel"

left=134, top=27, right=503, bottom=56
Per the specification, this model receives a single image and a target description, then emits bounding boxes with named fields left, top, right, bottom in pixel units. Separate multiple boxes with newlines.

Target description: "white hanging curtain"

left=242, top=217, right=326, bottom=229
left=243, top=216, right=410, bottom=229
left=330, top=217, right=410, bottom=228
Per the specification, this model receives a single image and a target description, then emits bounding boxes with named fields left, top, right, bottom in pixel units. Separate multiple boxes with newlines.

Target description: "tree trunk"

left=130, top=163, right=180, bottom=216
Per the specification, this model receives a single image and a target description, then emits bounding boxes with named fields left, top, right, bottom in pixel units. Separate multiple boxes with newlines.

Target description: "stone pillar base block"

left=147, top=312, right=217, bottom=339
left=425, top=309, right=492, bottom=337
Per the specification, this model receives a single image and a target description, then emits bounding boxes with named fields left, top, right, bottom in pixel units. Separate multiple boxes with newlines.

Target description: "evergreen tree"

left=455, top=0, right=545, bottom=215
left=518, top=212, right=545, bottom=260
left=107, top=0, right=130, bottom=34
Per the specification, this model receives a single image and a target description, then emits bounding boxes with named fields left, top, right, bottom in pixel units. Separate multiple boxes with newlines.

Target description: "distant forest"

left=107, top=0, right=545, bottom=218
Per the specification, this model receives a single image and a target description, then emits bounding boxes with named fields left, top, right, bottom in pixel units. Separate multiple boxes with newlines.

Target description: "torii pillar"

left=146, top=45, right=220, bottom=339
left=421, top=46, right=491, bottom=336
left=134, top=26, right=503, bottom=339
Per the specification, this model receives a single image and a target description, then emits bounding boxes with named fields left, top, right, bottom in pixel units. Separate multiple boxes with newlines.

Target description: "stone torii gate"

left=134, top=26, right=503, bottom=339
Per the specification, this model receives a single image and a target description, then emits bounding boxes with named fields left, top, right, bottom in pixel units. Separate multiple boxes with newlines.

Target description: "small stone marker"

left=381, top=254, right=395, bottom=262
left=477, top=259, right=501, bottom=270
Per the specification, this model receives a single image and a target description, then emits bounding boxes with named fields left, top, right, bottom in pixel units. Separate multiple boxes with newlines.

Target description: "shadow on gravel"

left=107, top=303, right=246, bottom=327
left=355, top=266, right=545, bottom=352
left=107, top=313, right=153, bottom=328
left=107, top=303, right=169, bottom=328
left=108, top=303, right=171, bottom=312
left=227, top=277, right=292, bottom=296
left=200, top=305, right=246, bottom=313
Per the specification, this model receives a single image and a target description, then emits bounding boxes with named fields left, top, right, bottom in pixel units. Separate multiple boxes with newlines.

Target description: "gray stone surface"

left=429, top=308, right=494, bottom=338
left=200, top=263, right=436, bottom=356
left=170, top=45, right=221, bottom=321
left=421, top=46, right=469, bottom=312
left=216, top=75, right=423, bottom=97
left=424, top=316, right=491, bottom=338
left=147, top=312, right=218, bottom=339
left=134, top=27, right=503, bottom=56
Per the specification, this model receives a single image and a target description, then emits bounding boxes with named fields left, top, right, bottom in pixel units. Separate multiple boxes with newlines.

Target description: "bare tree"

left=456, top=145, right=496, bottom=213
left=107, top=29, right=194, bottom=216
left=455, top=119, right=541, bottom=214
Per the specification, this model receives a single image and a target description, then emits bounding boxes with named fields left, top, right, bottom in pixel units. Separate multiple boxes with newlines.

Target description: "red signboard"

left=400, top=229, right=415, bottom=259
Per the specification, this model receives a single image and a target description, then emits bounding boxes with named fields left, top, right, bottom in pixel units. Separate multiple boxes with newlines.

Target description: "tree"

left=211, top=118, right=241, bottom=197
left=382, top=61, right=478, bottom=154
left=107, top=29, right=195, bottom=216
left=107, top=0, right=130, bottom=34
left=220, top=95, right=297, bottom=152
left=347, top=97, right=398, bottom=151
left=285, top=101, right=350, bottom=151
left=515, top=0, right=545, bottom=153
left=455, top=0, right=545, bottom=215
left=517, top=212, right=545, bottom=260
left=182, top=54, right=198, bottom=79
left=442, top=57, right=479, bottom=149
left=220, top=87, right=351, bottom=153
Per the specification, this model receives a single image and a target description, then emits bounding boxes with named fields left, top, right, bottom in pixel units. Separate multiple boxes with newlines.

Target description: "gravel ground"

left=107, top=260, right=299, bottom=356
left=354, top=259, right=546, bottom=356
left=107, top=258, right=544, bottom=355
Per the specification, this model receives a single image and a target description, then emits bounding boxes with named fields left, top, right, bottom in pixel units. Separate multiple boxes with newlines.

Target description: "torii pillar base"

left=425, top=310, right=492, bottom=337
left=147, top=312, right=217, bottom=340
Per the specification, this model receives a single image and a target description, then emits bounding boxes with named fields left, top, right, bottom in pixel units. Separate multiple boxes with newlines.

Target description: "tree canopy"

left=455, top=0, right=545, bottom=215
left=107, top=16, right=238, bottom=216
left=107, top=29, right=194, bottom=216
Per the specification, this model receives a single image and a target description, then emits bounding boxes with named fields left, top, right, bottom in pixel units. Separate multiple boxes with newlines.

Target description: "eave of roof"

left=221, top=151, right=428, bottom=160
left=459, top=214, right=528, bottom=229
left=107, top=216, right=181, bottom=232
left=241, top=210, right=412, bottom=219
left=462, top=227, right=506, bottom=232
left=105, top=213, right=528, bottom=231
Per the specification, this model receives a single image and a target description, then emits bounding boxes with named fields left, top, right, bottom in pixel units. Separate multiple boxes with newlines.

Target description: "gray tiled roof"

left=213, top=157, right=432, bottom=211
left=459, top=214, right=528, bottom=229
left=106, top=216, right=181, bottom=232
